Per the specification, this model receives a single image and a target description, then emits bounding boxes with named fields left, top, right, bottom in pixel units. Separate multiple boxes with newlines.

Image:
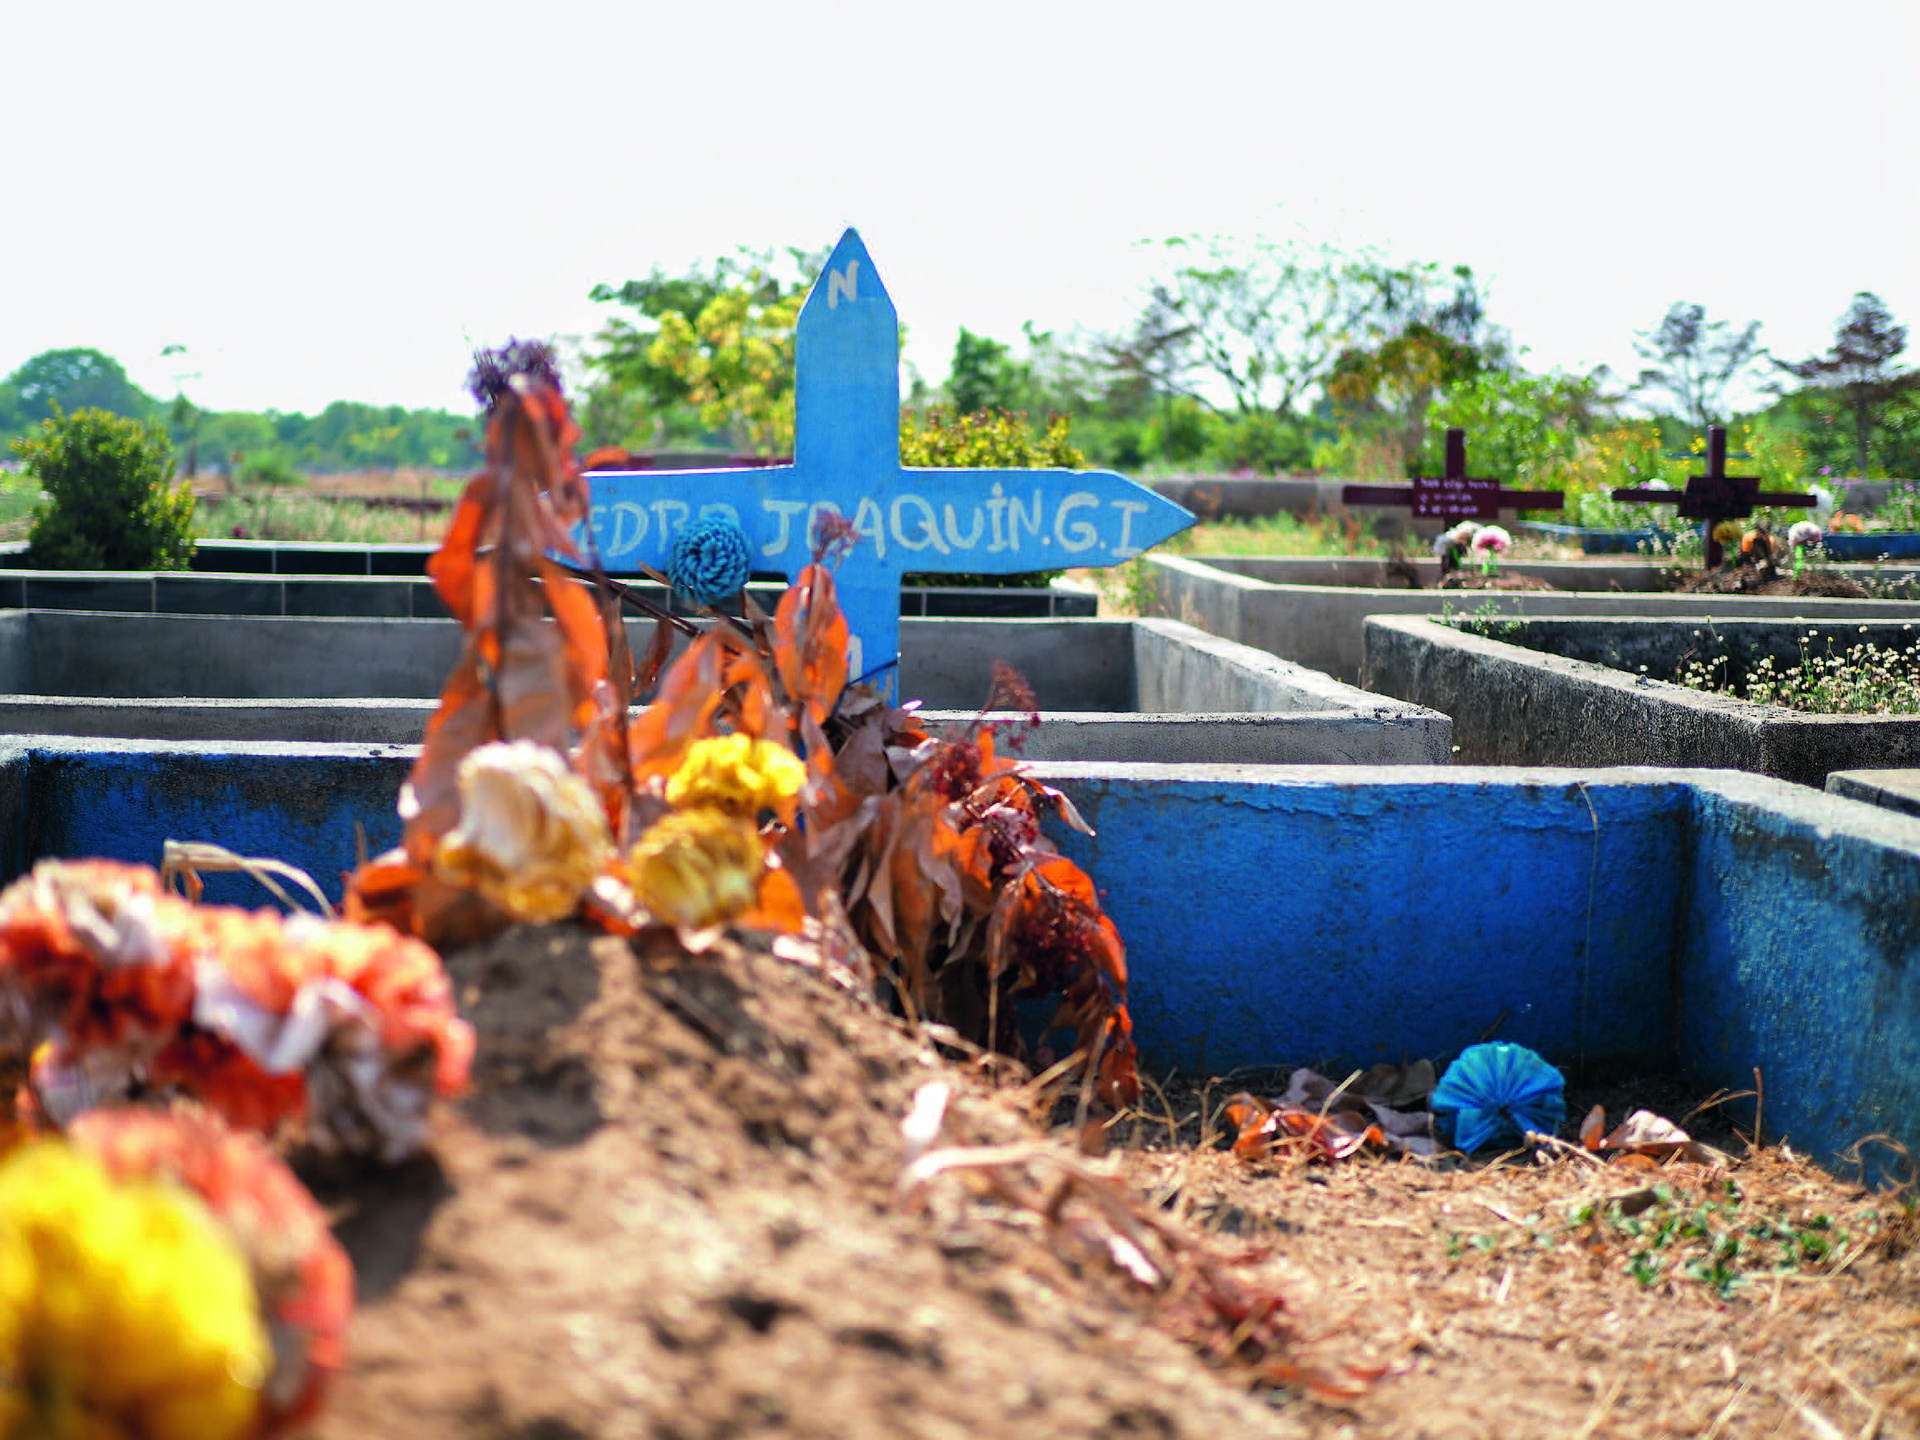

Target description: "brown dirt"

left=1435, top=572, right=1558, bottom=592
left=306, top=926, right=1920, bottom=1440
left=1677, top=566, right=1872, bottom=599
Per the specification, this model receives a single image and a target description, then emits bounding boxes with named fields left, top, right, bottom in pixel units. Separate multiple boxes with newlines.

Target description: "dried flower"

left=809, top=508, right=861, bottom=564
left=925, top=732, right=988, bottom=803
left=665, top=733, right=806, bottom=819
left=433, top=740, right=615, bottom=922
left=0, top=1138, right=271, bottom=1440
left=1434, top=522, right=1480, bottom=566
left=985, top=661, right=1038, bottom=718
left=467, top=338, right=564, bottom=413
left=0, top=859, right=473, bottom=1159
left=627, top=809, right=765, bottom=930
left=666, top=516, right=753, bottom=607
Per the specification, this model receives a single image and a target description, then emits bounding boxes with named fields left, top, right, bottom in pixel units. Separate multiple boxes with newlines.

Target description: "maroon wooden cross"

left=1610, top=426, right=1818, bottom=570
left=1342, top=429, right=1564, bottom=522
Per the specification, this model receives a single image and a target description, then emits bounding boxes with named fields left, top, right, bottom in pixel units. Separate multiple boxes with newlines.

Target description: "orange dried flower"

left=0, top=860, right=472, bottom=1158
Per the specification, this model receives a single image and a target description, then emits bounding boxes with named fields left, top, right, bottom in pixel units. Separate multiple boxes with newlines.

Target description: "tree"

left=1776, top=292, right=1917, bottom=478
left=1425, top=366, right=1618, bottom=487
left=583, top=247, right=825, bottom=454
left=1632, top=303, right=1767, bottom=427
left=1109, top=235, right=1386, bottom=422
left=0, top=348, right=157, bottom=436
left=1324, top=264, right=1507, bottom=469
left=946, top=327, right=1030, bottom=414
left=13, top=408, right=196, bottom=569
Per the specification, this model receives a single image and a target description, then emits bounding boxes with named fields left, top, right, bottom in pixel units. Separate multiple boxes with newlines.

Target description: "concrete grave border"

left=1145, top=553, right=1920, bottom=683
left=0, top=612, right=1450, bottom=765
left=1361, top=614, right=1920, bottom=787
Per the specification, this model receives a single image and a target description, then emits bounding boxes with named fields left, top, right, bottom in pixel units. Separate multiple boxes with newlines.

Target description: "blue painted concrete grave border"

left=585, top=229, right=1192, bottom=685
left=2, top=742, right=1914, bottom=1181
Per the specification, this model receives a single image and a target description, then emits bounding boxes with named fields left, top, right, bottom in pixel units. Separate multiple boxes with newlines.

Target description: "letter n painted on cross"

left=827, top=262, right=860, bottom=310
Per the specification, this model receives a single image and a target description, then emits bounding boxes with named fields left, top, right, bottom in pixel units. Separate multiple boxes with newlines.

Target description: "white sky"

left=4, top=0, right=1915, bottom=419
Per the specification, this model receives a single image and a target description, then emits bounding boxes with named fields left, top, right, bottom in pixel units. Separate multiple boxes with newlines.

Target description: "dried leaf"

left=1580, top=1102, right=1608, bottom=1150
left=735, top=863, right=807, bottom=936
left=773, top=564, right=848, bottom=723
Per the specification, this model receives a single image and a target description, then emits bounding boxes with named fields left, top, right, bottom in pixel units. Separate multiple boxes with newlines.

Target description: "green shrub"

left=234, top=450, right=302, bottom=490
left=898, top=408, right=1084, bottom=587
left=1210, top=412, right=1309, bottom=474
left=13, top=407, right=197, bottom=569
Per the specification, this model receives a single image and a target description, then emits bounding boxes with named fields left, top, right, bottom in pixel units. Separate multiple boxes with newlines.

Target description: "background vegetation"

left=4, top=240, right=1913, bottom=558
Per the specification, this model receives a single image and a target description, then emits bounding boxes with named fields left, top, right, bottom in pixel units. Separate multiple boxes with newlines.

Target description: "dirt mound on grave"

left=303, top=923, right=1329, bottom=1440
left=296, top=922, right=1920, bottom=1440
left=1434, top=571, right=1557, bottom=592
left=1678, top=566, right=1872, bottom=598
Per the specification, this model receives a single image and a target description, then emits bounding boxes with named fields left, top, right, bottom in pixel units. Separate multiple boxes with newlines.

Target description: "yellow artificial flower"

left=627, top=809, right=765, bottom=930
left=0, top=1142, right=269, bottom=1440
left=665, top=733, right=806, bottom=819
left=434, top=740, right=615, bottom=922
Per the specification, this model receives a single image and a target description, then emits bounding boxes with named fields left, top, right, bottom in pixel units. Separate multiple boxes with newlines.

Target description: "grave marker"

left=1611, top=426, right=1818, bottom=570
left=585, top=228, right=1194, bottom=688
left=1342, top=429, right=1565, bottom=522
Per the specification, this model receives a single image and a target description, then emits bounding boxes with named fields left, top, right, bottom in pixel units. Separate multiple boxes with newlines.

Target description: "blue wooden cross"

left=584, top=228, right=1194, bottom=690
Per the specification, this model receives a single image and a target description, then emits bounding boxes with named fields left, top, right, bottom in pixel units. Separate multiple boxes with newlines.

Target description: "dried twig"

left=161, top=840, right=336, bottom=918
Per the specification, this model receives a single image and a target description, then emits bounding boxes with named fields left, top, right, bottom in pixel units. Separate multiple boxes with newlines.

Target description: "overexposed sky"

left=4, top=0, right=1915, bottom=418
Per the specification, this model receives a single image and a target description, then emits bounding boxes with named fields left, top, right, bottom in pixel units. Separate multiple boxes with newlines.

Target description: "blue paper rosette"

left=666, top=517, right=753, bottom=607
left=1429, top=1042, right=1566, bottom=1152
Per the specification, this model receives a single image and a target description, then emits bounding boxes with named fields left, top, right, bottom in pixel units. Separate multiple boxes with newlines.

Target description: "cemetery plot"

left=1611, top=426, right=1819, bottom=571
left=1143, top=552, right=1920, bottom=683
left=6, top=742, right=1918, bottom=1439
left=1362, top=613, right=1920, bottom=785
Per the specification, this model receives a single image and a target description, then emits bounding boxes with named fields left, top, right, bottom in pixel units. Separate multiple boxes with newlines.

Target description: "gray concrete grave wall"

left=1147, top=554, right=1920, bottom=683
left=0, top=568, right=1098, bottom=622
left=1362, top=613, right=1920, bottom=787
left=1827, top=770, right=1920, bottom=820
left=0, top=610, right=1449, bottom=764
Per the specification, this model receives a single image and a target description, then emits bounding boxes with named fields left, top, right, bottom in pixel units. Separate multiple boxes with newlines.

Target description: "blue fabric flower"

left=666, top=517, right=752, bottom=607
left=1429, top=1042, right=1565, bottom=1152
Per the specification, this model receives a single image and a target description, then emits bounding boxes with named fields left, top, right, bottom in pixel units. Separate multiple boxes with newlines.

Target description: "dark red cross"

left=1342, top=429, right=1565, bottom=522
left=1610, top=426, right=1818, bottom=570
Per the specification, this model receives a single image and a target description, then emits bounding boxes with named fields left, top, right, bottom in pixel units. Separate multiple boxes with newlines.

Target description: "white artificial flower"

left=433, top=740, right=614, bottom=921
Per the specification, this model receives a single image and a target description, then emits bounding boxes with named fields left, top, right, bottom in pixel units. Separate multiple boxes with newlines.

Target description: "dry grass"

left=1095, top=1070, right=1920, bottom=1439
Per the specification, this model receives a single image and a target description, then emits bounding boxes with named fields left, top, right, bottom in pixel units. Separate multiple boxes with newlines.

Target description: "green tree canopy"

left=1775, top=292, right=1918, bottom=479
left=0, top=348, right=158, bottom=437
left=583, top=247, right=826, bottom=454
left=1325, top=264, right=1508, bottom=469
left=945, top=327, right=1031, bottom=414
